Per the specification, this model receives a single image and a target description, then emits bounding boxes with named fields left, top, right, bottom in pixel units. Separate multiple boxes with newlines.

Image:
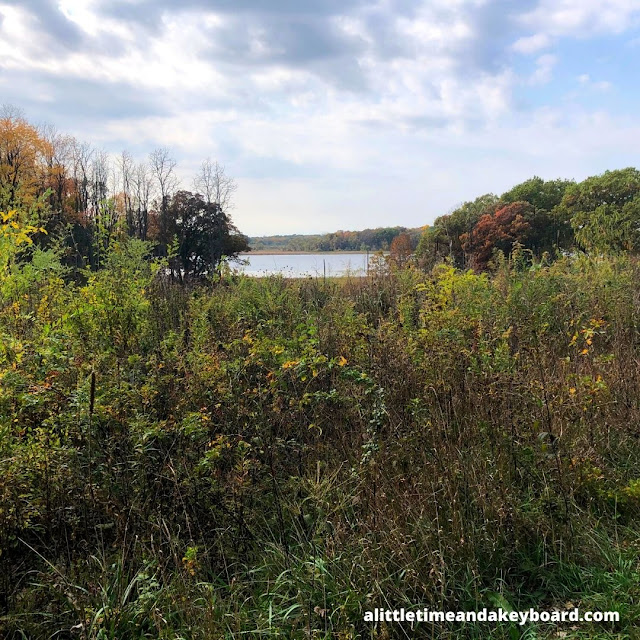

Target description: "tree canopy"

left=560, top=168, right=640, bottom=253
left=461, top=201, right=532, bottom=271
left=167, top=190, right=249, bottom=280
left=416, top=174, right=625, bottom=271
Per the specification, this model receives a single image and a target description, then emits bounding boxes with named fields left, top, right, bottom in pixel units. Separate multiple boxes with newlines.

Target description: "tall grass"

left=1, top=246, right=640, bottom=638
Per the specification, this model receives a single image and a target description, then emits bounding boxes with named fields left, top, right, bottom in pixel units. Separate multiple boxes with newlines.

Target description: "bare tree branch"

left=193, top=158, right=237, bottom=213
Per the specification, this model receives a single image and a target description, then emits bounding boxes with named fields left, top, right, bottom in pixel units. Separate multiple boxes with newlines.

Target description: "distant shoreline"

left=241, top=250, right=378, bottom=255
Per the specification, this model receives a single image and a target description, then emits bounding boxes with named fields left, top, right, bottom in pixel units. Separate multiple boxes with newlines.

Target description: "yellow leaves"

left=0, top=209, right=44, bottom=264
left=182, top=546, right=200, bottom=576
left=36, top=295, right=50, bottom=319
left=570, top=318, right=607, bottom=353
left=568, top=374, right=608, bottom=405
left=282, top=360, right=298, bottom=369
left=0, top=115, right=53, bottom=210
left=622, top=478, right=640, bottom=502
left=336, top=355, right=348, bottom=367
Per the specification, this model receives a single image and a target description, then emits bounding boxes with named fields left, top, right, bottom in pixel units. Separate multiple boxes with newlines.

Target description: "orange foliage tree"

left=0, top=110, right=53, bottom=212
left=389, top=232, right=413, bottom=267
left=461, top=201, right=532, bottom=270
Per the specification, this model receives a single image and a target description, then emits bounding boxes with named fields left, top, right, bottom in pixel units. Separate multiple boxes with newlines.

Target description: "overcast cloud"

left=1, top=0, right=639, bottom=234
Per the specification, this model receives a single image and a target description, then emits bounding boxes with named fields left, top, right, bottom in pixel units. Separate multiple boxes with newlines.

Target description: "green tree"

left=500, top=176, right=573, bottom=212
left=501, top=176, right=575, bottom=252
left=415, top=224, right=451, bottom=270
left=167, top=190, right=249, bottom=280
left=560, top=168, right=640, bottom=253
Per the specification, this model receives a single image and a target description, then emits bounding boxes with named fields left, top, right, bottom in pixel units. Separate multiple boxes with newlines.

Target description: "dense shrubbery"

left=2, top=210, right=640, bottom=638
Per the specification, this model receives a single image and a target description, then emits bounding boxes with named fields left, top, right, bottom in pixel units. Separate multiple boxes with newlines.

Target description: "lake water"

left=231, top=252, right=373, bottom=278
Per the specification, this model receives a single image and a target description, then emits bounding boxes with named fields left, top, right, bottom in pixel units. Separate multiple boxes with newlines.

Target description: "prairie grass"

left=1, top=243, right=640, bottom=638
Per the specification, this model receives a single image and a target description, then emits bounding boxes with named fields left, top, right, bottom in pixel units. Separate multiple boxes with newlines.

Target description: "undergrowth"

left=2, top=236, right=640, bottom=638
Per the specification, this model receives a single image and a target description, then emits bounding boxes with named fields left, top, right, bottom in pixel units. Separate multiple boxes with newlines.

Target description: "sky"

left=1, top=0, right=640, bottom=236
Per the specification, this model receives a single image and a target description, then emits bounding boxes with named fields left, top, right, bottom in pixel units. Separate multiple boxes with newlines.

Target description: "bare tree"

left=132, top=161, right=152, bottom=240
left=70, top=139, right=93, bottom=217
left=149, top=147, right=178, bottom=202
left=40, top=123, right=74, bottom=216
left=118, top=150, right=135, bottom=233
left=193, top=158, right=236, bottom=212
left=149, top=147, right=178, bottom=244
left=0, top=104, right=25, bottom=120
left=90, top=150, right=111, bottom=225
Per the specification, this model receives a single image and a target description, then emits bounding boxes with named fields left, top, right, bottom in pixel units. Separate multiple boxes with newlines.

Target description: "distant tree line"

left=0, top=106, right=249, bottom=280
left=251, top=226, right=423, bottom=252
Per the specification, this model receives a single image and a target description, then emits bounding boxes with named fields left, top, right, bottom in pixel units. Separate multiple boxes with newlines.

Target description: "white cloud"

left=0, top=3, right=228, bottom=94
left=511, top=33, right=552, bottom=54
left=0, top=0, right=511, bottom=131
left=58, top=0, right=111, bottom=37
left=520, top=0, right=640, bottom=37
left=528, top=54, right=557, bottom=85
left=0, top=0, right=637, bottom=233
left=577, top=73, right=612, bottom=91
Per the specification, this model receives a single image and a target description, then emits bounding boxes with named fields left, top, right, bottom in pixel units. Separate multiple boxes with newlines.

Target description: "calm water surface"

left=232, top=252, right=373, bottom=277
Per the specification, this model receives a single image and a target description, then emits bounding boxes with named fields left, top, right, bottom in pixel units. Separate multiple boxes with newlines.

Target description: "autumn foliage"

left=389, top=231, right=413, bottom=267
left=0, top=109, right=248, bottom=276
left=461, top=201, right=532, bottom=270
left=0, top=112, right=53, bottom=212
